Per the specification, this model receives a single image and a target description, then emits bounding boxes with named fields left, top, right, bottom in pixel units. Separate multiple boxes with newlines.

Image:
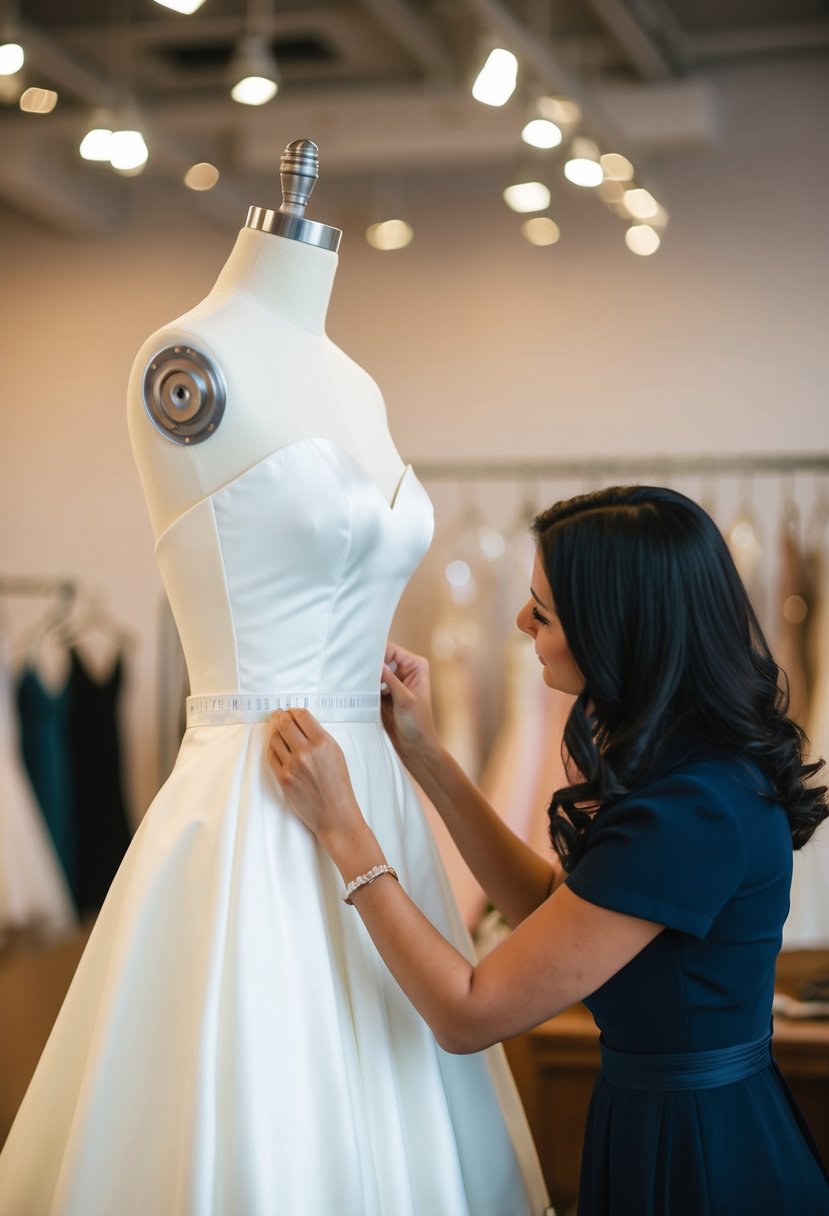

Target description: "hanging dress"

left=784, top=523, right=829, bottom=949
left=0, top=647, right=75, bottom=941
left=15, top=662, right=76, bottom=900
left=67, top=648, right=133, bottom=913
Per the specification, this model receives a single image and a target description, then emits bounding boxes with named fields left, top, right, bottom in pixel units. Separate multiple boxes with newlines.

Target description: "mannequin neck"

left=211, top=227, right=337, bottom=335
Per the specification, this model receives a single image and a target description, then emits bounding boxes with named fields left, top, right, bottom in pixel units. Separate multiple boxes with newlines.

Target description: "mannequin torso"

left=127, top=226, right=406, bottom=541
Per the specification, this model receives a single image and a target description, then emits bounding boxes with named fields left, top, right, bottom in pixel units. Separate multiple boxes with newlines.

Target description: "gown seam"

left=209, top=498, right=241, bottom=689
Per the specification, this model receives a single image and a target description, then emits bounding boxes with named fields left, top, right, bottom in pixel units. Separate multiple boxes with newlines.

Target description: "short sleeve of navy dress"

left=562, top=744, right=829, bottom=1215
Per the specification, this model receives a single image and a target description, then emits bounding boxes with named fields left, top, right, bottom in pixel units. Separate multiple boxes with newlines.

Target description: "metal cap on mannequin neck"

left=245, top=139, right=342, bottom=253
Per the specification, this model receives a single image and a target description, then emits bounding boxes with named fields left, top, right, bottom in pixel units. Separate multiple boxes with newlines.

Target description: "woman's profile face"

left=517, top=551, right=584, bottom=696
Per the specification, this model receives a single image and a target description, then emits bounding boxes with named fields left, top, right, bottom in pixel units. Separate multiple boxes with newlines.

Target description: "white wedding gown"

left=0, top=437, right=548, bottom=1216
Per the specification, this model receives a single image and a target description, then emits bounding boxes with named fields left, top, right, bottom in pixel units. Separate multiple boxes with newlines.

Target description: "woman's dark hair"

left=532, top=485, right=827, bottom=870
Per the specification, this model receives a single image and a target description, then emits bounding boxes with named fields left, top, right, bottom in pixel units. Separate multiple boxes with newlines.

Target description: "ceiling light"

left=153, top=0, right=207, bottom=12
left=600, top=152, right=634, bottom=181
left=471, top=48, right=517, bottom=107
left=229, top=35, right=279, bottom=106
left=366, top=219, right=413, bottom=251
left=521, top=118, right=562, bottom=150
left=521, top=217, right=560, bottom=246
left=184, top=162, right=220, bottom=191
left=623, top=186, right=659, bottom=220
left=625, top=224, right=661, bottom=256
left=564, top=137, right=603, bottom=188
left=0, top=41, right=23, bottom=75
left=110, top=130, right=149, bottom=172
left=20, top=87, right=58, bottom=114
left=503, top=180, right=550, bottom=213
left=80, top=127, right=113, bottom=161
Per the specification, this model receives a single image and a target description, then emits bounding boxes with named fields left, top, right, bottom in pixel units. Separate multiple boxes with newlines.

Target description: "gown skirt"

left=0, top=713, right=547, bottom=1216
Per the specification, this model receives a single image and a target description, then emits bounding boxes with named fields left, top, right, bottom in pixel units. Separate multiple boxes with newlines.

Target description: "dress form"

left=127, top=140, right=405, bottom=541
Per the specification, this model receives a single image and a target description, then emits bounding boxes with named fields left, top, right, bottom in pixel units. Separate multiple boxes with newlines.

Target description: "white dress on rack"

left=0, top=438, right=549, bottom=1216
left=0, top=647, right=75, bottom=943
left=783, top=531, right=829, bottom=949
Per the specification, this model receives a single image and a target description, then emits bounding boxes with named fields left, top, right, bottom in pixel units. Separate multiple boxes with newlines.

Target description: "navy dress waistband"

left=599, top=1033, right=773, bottom=1092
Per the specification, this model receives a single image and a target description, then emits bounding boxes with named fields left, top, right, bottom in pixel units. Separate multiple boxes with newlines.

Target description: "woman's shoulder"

left=611, top=742, right=775, bottom=822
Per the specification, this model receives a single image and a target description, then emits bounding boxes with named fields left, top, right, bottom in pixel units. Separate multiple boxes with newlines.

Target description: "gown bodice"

left=155, top=437, right=434, bottom=697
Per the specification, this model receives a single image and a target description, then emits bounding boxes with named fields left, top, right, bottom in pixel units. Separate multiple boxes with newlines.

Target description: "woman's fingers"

left=269, top=726, right=292, bottom=765
left=270, top=707, right=325, bottom=746
left=268, top=710, right=316, bottom=780
left=381, top=662, right=408, bottom=697
left=284, top=706, right=326, bottom=742
left=384, top=640, right=425, bottom=679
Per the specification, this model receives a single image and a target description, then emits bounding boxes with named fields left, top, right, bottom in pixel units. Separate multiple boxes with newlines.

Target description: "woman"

left=268, top=485, right=829, bottom=1215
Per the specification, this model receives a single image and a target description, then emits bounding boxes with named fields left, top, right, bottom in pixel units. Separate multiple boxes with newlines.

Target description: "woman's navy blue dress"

left=565, top=740, right=829, bottom=1215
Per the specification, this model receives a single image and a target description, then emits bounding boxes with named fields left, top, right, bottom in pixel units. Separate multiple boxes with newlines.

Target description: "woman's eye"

left=532, top=606, right=548, bottom=625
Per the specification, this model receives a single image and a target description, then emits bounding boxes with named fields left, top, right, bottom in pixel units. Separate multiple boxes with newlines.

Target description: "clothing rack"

left=412, top=452, right=829, bottom=482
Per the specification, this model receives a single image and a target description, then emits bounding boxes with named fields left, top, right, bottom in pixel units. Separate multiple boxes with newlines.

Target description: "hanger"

left=12, top=582, right=76, bottom=663
left=56, top=587, right=136, bottom=652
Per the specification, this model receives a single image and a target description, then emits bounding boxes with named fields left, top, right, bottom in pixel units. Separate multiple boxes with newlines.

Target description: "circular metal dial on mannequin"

left=142, top=345, right=226, bottom=445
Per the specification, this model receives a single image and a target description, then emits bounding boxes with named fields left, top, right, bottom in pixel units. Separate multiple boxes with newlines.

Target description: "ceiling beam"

left=20, top=23, right=118, bottom=107
left=689, top=19, right=829, bottom=60
left=353, top=0, right=453, bottom=81
left=582, top=0, right=692, bottom=80
left=232, top=78, right=718, bottom=174
left=0, top=78, right=718, bottom=172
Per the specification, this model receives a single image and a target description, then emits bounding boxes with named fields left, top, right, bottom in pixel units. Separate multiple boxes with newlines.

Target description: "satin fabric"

left=0, top=438, right=548, bottom=1216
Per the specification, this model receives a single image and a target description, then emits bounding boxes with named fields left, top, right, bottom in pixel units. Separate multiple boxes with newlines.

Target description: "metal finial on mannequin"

left=246, top=138, right=341, bottom=252
left=279, top=138, right=319, bottom=216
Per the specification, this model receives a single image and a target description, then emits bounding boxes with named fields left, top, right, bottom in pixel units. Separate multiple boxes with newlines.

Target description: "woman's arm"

left=268, top=708, right=662, bottom=1054
left=409, top=737, right=565, bottom=926
left=381, top=643, right=564, bottom=927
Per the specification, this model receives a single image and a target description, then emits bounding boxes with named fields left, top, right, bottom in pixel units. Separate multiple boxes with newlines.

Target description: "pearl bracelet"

left=342, top=863, right=399, bottom=905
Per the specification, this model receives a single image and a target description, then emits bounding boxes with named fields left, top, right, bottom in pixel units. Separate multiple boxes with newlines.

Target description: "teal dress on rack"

left=565, top=738, right=829, bottom=1215
left=16, top=664, right=77, bottom=901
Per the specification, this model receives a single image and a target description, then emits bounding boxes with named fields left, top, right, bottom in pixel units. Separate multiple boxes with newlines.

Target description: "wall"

left=1, top=55, right=828, bottom=823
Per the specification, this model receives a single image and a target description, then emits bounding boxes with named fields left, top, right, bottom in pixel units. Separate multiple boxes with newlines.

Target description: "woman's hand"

left=267, top=709, right=364, bottom=847
left=381, top=642, right=441, bottom=770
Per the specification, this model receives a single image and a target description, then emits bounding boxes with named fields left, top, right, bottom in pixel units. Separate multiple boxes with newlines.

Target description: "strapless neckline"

left=155, top=437, right=416, bottom=552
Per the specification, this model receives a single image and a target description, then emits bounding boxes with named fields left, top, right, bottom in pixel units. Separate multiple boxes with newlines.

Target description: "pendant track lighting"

left=184, top=162, right=220, bottom=192
left=625, top=224, right=661, bottom=256
left=0, top=40, right=22, bottom=75
left=521, top=117, right=562, bottom=150
left=79, top=103, right=148, bottom=173
left=20, top=86, right=57, bottom=113
left=366, top=219, right=413, bottom=251
left=563, top=137, right=604, bottom=188
left=522, top=216, right=560, bottom=247
left=110, top=128, right=148, bottom=173
left=365, top=176, right=414, bottom=251
left=472, top=48, right=517, bottom=107
left=229, top=33, right=279, bottom=106
left=503, top=178, right=550, bottom=214
left=153, top=0, right=207, bottom=12
left=80, top=125, right=114, bottom=161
